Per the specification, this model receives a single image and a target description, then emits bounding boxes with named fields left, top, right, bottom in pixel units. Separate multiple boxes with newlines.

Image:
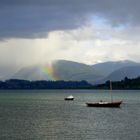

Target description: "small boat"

left=86, top=81, right=123, bottom=108
left=64, top=95, right=74, bottom=101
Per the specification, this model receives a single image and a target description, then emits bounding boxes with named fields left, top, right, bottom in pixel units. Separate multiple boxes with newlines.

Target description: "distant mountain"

left=12, top=65, right=49, bottom=81
left=12, top=60, right=103, bottom=83
left=10, top=60, right=140, bottom=84
left=52, top=60, right=103, bottom=82
left=0, top=65, right=19, bottom=80
left=96, top=65, right=140, bottom=84
left=92, top=60, right=138, bottom=77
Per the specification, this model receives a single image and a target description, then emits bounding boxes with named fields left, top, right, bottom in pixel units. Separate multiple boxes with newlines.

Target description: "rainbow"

left=41, top=63, right=59, bottom=81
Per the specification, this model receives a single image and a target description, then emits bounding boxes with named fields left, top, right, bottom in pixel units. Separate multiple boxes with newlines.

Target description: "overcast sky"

left=0, top=0, right=140, bottom=68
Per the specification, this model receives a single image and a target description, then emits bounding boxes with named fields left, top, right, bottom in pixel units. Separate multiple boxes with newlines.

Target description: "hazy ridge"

left=0, top=60, right=139, bottom=84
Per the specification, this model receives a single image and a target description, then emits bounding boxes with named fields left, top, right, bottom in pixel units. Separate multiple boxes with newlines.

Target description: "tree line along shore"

left=0, top=76, right=139, bottom=90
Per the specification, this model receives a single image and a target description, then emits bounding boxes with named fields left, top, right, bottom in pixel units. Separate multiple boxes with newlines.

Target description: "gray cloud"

left=0, top=0, right=140, bottom=38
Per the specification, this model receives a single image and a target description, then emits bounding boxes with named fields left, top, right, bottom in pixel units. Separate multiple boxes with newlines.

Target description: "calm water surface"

left=0, top=90, right=140, bottom=140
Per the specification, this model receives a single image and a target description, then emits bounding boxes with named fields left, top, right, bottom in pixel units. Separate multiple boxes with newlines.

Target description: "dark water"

left=0, top=90, right=140, bottom=140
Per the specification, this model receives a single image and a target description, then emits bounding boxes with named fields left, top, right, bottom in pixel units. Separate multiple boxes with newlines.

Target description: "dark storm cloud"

left=0, top=0, right=140, bottom=38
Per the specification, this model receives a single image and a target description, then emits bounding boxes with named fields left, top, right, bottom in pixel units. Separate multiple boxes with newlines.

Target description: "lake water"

left=0, top=90, right=140, bottom=140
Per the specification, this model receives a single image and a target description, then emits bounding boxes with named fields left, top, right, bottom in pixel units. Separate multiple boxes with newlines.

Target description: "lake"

left=0, top=90, right=140, bottom=140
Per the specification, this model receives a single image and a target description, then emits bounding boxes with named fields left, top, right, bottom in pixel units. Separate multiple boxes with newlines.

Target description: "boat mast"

left=110, top=80, right=113, bottom=102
